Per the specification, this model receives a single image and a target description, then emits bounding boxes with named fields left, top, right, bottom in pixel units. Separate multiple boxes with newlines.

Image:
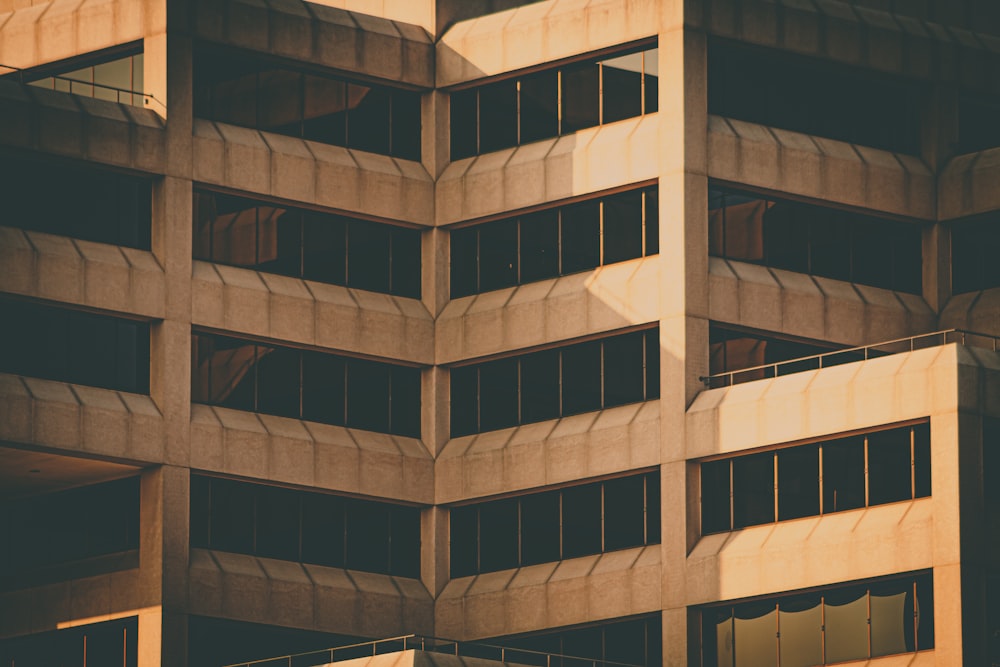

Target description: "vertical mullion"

left=599, top=481, right=606, bottom=553
left=598, top=62, right=604, bottom=126
left=476, top=89, right=482, bottom=154
left=516, top=217, right=522, bottom=285
left=252, top=344, right=260, bottom=413
left=864, top=435, right=870, bottom=507
left=599, top=199, right=605, bottom=266
left=516, top=499, right=523, bottom=567
left=476, top=367, right=483, bottom=433
left=866, top=586, right=873, bottom=658
left=516, top=79, right=522, bottom=146
left=599, top=339, right=606, bottom=409
left=388, top=229, right=395, bottom=294
left=557, top=70, right=563, bottom=136
left=298, top=350, right=304, bottom=419
left=910, top=426, right=916, bottom=499
left=342, top=359, right=349, bottom=428
left=516, top=358, right=522, bottom=426
left=387, top=366, right=394, bottom=434
left=297, top=495, right=303, bottom=562
left=729, top=460, right=735, bottom=531
left=773, top=453, right=779, bottom=523
left=557, top=348, right=564, bottom=418
left=558, top=491, right=564, bottom=560
left=821, top=595, right=827, bottom=664
left=557, top=209, right=564, bottom=276
left=640, top=190, right=647, bottom=257
left=388, top=90, right=394, bottom=155
left=818, top=445, right=825, bottom=515
left=251, top=486, right=258, bottom=555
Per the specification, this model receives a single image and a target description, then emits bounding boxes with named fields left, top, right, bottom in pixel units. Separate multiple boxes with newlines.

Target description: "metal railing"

left=700, top=329, right=1000, bottom=389
left=222, top=634, right=646, bottom=667
left=0, top=63, right=161, bottom=108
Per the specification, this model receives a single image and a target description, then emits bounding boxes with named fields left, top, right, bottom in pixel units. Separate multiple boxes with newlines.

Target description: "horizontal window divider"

left=695, top=417, right=931, bottom=464
left=0, top=293, right=161, bottom=326
left=445, top=323, right=659, bottom=369
left=443, top=466, right=662, bottom=508
left=9, top=40, right=144, bottom=82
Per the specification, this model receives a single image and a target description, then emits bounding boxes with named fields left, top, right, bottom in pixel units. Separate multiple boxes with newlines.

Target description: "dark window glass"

left=603, top=476, right=644, bottom=551
left=389, top=505, right=421, bottom=578
left=450, top=505, right=479, bottom=577
left=346, top=358, right=391, bottom=432
left=776, top=444, right=819, bottom=521
left=520, top=69, right=558, bottom=143
left=645, top=471, right=660, bottom=543
left=561, top=340, right=602, bottom=416
left=701, top=460, right=731, bottom=534
left=915, top=574, right=935, bottom=650
left=809, top=212, right=852, bottom=282
left=301, top=353, right=346, bottom=425
left=479, top=79, right=518, bottom=153
left=732, top=452, right=774, bottom=528
left=391, top=90, right=422, bottom=161
left=451, top=88, right=479, bottom=160
left=644, top=49, right=658, bottom=114
left=302, top=212, right=346, bottom=285
left=479, top=357, right=520, bottom=432
left=951, top=213, right=1000, bottom=294
left=345, top=500, right=390, bottom=573
left=822, top=435, right=866, bottom=513
left=645, top=188, right=659, bottom=255
left=258, top=69, right=303, bottom=134
left=957, top=93, right=1000, bottom=154
left=604, top=331, right=645, bottom=407
left=255, top=346, right=301, bottom=419
left=867, top=428, right=913, bottom=505
left=603, top=190, right=643, bottom=264
left=450, top=365, right=479, bottom=437
left=209, top=478, right=255, bottom=554
left=389, top=366, right=422, bottom=437
left=348, top=83, right=391, bottom=155
left=520, top=349, right=560, bottom=424
left=561, top=61, right=600, bottom=133
left=479, top=220, right=519, bottom=292
left=347, top=221, right=392, bottom=293
left=824, top=586, right=870, bottom=663
left=301, top=493, right=345, bottom=568
left=603, top=617, right=647, bottom=666
left=0, top=617, right=138, bottom=667
left=390, top=227, right=422, bottom=299
left=190, top=475, right=211, bottom=548
left=520, top=491, right=560, bottom=566
left=602, top=53, right=643, bottom=124
left=479, top=498, right=519, bottom=572
left=519, top=210, right=560, bottom=283
left=303, top=75, right=348, bottom=145
left=561, top=484, right=601, bottom=558
left=187, top=617, right=364, bottom=667
left=763, top=200, right=809, bottom=272
left=913, top=423, right=931, bottom=498
left=255, top=485, right=300, bottom=561
left=451, top=226, right=479, bottom=297
left=561, top=200, right=601, bottom=274
left=645, top=329, right=660, bottom=399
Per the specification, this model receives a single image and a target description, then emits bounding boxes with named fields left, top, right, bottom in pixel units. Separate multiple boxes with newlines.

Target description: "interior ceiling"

left=0, top=445, right=141, bottom=501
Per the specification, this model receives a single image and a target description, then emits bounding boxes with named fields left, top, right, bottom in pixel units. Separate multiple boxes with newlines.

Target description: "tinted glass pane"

left=479, top=220, right=518, bottom=292
left=190, top=476, right=211, bottom=548
left=479, top=79, right=518, bottom=152
left=301, top=493, right=345, bottom=568
left=645, top=187, right=659, bottom=255
left=520, top=70, right=558, bottom=143
left=733, top=603, right=776, bottom=667
left=345, top=501, right=389, bottom=572
left=348, top=221, right=392, bottom=293
left=520, top=349, right=560, bottom=424
left=206, top=338, right=257, bottom=412
left=390, top=227, right=421, bottom=298
left=851, top=218, right=894, bottom=289
left=951, top=221, right=979, bottom=294
left=451, top=88, right=479, bottom=160
left=822, top=436, right=866, bottom=513
left=867, top=428, right=912, bottom=505
left=301, top=351, right=345, bottom=425
left=870, top=579, right=913, bottom=657
left=645, top=330, right=660, bottom=399
left=346, top=358, right=390, bottom=432
left=479, top=498, right=519, bottom=572
left=255, top=486, right=300, bottom=561
left=389, top=505, right=420, bottom=578
left=302, top=212, right=346, bottom=285
left=562, top=61, right=600, bottom=133
left=210, top=479, right=255, bottom=553
left=824, top=587, right=869, bottom=663
left=762, top=200, right=809, bottom=272
left=450, top=365, right=479, bottom=437
left=451, top=226, right=479, bottom=297
left=603, top=190, right=643, bottom=264
left=892, top=223, right=923, bottom=294
left=645, top=471, right=660, bottom=543
left=603, top=476, right=645, bottom=551
left=450, top=505, right=478, bottom=577
left=809, top=211, right=852, bottom=282
left=732, top=452, right=774, bottom=528
left=519, top=210, right=560, bottom=283
left=778, top=595, right=822, bottom=667
left=602, top=53, right=643, bottom=124
left=561, top=341, right=602, bottom=415
left=561, top=200, right=600, bottom=274
left=390, top=366, right=421, bottom=438
left=302, top=75, right=347, bottom=145
left=562, top=484, right=601, bottom=558
left=915, top=574, right=934, bottom=650
left=255, top=346, right=301, bottom=419
left=520, top=491, right=560, bottom=565
left=347, top=84, right=391, bottom=154
left=390, top=89, right=421, bottom=161
left=604, top=618, right=646, bottom=666
left=702, top=460, right=731, bottom=534
left=603, top=331, right=645, bottom=407
left=913, top=423, right=931, bottom=498
left=479, top=357, right=519, bottom=431
left=257, top=69, right=302, bottom=135
left=643, top=48, right=658, bottom=114
left=777, top=444, right=819, bottom=521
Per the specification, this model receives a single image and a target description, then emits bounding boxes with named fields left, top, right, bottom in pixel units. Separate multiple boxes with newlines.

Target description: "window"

left=451, top=186, right=658, bottom=297
left=19, top=47, right=145, bottom=107
left=0, top=299, right=150, bottom=394
left=957, top=93, right=1000, bottom=155
left=707, top=326, right=858, bottom=387
left=450, top=328, right=659, bottom=437
left=193, top=190, right=422, bottom=297
left=191, top=333, right=421, bottom=437
left=0, top=154, right=151, bottom=249
left=0, top=616, right=138, bottom=667
left=450, top=45, right=657, bottom=159
left=700, top=422, right=931, bottom=534
left=951, top=212, right=1000, bottom=294
left=708, top=38, right=921, bottom=154
left=701, top=572, right=934, bottom=666
left=709, top=186, right=922, bottom=294
left=449, top=471, right=659, bottom=577
left=486, top=614, right=662, bottom=667
left=194, top=47, right=421, bottom=160
left=190, top=476, right=420, bottom=578
left=188, top=617, right=366, bottom=667
left=0, top=478, right=140, bottom=582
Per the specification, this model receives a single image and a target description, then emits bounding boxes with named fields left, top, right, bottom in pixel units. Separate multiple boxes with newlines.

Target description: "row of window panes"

left=709, top=187, right=923, bottom=294
left=451, top=186, right=658, bottom=297
left=450, top=328, right=659, bottom=437
left=0, top=616, right=137, bottom=667
left=701, top=572, right=934, bottom=667
left=484, top=615, right=662, bottom=667
left=193, top=190, right=421, bottom=298
left=450, top=46, right=658, bottom=160
left=188, top=617, right=367, bottom=667
left=0, top=299, right=150, bottom=394
left=0, top=478, right=140, bottom=576
left=0, top=154, right=151, bottom=250
left=450, top=471, right=659, bottom=577
left=190, top=476, right=420, bottom=578
left=708, top=38, right=921, bottom=155
left=951, top=212, right=1000, bottom=294
left=701, top=422, right=931, bottom=534
left=191, top=333, right=421, bottom=437
left=27, top=51, right=145, bottom=107
left=193, top=48, right=421, bottom=160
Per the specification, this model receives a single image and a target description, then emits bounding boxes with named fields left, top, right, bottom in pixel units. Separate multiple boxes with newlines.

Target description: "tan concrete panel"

left=189, top=404, right=434, bottom=503
left=435, top=545, right=660, bottom=640
left=686, top=498, right=933, bottom=604
left=938, top=147, right=1000, bottom=220
left=435, top=400, right=658, bottom=504
left=436, top=115, right=657, bottom=226
left=436, top=0, right=657, bottom=88
left=708, top=116, right=935, bottom=220
left=191, top=260, right=434, bottom=364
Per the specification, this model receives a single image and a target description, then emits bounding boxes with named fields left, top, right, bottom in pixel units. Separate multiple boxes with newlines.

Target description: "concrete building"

left=2, top=0, right=1000, bottom=665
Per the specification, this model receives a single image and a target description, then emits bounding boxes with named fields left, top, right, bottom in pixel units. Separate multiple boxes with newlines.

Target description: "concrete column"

left=421, top=505, right=450, bottom=598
